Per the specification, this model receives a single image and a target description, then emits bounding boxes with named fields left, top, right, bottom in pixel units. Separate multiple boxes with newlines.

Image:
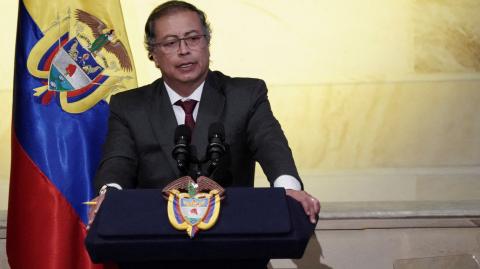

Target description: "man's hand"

left=285, top=189, right=321, bottom=224
left=86, top=194, right=106, bottom=230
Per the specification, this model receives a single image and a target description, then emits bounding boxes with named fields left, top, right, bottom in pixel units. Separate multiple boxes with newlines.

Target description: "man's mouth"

left=177, top=62, right=195, bottom=69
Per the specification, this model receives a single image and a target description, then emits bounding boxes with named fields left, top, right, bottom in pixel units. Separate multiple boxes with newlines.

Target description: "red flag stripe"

left=7, top=134, right=104, bottom=269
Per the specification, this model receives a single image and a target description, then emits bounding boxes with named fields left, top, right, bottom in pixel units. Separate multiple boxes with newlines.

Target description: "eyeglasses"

left=152, top=34, right=209, bottom=54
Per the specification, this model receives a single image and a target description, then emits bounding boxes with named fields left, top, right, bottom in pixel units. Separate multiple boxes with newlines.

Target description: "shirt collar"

left=164, top=81, right=205, bottom=105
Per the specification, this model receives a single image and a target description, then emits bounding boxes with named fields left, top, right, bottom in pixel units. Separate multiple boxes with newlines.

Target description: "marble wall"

left=414, top=0, right=480, bottom=74
left=268, top=81, right=480, bottom=170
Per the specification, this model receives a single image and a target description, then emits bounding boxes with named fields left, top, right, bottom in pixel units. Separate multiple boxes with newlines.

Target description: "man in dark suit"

left=88, top=0, right=320, bottom=227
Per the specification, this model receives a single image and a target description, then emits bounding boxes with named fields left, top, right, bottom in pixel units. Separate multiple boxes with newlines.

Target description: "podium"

left=85, top=188, right=316, bottom=268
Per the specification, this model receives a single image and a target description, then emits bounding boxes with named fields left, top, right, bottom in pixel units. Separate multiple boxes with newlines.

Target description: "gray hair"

left=144, top=1, right=212, bottom=60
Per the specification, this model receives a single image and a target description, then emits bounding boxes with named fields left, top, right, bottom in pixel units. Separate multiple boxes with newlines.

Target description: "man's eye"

left=162, top=40, right=177, bottom=47
left=188, top=36, right=201, bottom=41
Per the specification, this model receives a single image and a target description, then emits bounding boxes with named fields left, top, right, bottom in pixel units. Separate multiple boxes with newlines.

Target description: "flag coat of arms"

left=7, top=0, right=136, bottom=268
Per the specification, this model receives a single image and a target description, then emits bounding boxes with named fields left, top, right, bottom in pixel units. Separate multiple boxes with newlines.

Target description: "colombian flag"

left=7, top=0, right=136, bottom=268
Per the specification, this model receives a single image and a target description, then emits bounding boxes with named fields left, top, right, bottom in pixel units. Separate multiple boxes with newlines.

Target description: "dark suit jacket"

left=94, top=70, right=301, bottom=192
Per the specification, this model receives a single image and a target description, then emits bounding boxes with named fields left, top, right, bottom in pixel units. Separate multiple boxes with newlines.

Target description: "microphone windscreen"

left=174, top=124, right=191, bottom=143
left=208, top=122, right=225, bottom=139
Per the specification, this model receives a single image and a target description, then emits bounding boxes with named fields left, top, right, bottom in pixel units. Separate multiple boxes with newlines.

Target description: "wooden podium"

left=85, top=188, right=316, bottom=268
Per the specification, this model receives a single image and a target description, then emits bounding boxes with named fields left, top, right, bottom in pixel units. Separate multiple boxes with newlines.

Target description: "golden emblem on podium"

left=162, top=176, right=225, bottom=238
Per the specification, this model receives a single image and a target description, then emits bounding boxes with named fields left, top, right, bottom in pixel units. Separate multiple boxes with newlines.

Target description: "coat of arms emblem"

left=162, top=176, right=225, bottom=238
left=26, top=8, right=135, bottom=114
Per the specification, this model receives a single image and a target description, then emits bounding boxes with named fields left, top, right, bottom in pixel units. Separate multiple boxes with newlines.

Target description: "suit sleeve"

left=245, top=80, right=303, bottom=189
left=94, top=95, right=138, bottom=192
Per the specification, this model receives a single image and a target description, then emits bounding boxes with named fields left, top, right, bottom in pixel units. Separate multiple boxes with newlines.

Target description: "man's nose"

left=178, top=39, right=190, bottom=55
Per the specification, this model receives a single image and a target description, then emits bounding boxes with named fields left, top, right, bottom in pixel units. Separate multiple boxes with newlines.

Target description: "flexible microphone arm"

left=172, top=125, right=191, bottom=176
left=206, top=122, right=226, bottom=176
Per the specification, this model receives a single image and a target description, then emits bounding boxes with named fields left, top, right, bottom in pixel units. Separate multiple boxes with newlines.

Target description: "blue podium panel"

left=85, top=187, right=315, bottom=263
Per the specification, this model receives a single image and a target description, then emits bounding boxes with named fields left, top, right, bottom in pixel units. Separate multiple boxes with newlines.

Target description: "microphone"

left=172, top=125, right=191, bottom=175
left=206, top=122, right=226, bottom=175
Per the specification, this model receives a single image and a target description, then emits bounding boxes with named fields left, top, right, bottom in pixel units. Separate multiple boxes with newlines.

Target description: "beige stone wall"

left=0, top=1, right=17, bottom=211
left=1, top=1, right=480, bottom=209
left=269, top=81, right=480, bottom=170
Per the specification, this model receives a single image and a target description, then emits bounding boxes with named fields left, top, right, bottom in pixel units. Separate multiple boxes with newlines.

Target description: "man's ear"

left=150, top=52, right=161, bottom=69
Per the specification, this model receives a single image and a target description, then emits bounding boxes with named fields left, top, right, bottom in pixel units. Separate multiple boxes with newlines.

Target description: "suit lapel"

left=192, top=72, right=225, bottom=160
left=147, top=80, right=179, bottom=175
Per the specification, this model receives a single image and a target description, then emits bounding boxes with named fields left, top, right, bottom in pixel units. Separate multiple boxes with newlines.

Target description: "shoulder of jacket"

left=210, top=70, right=265, bottom=90
left=110, top=78, right=161, bottom=102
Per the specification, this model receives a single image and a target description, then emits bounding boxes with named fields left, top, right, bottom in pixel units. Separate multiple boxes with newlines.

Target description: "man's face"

left=151, top=10, right=210, bottom=92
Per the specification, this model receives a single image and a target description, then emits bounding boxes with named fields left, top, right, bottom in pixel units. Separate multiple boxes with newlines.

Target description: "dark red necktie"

left=175, top=99, right=198, bottom=130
